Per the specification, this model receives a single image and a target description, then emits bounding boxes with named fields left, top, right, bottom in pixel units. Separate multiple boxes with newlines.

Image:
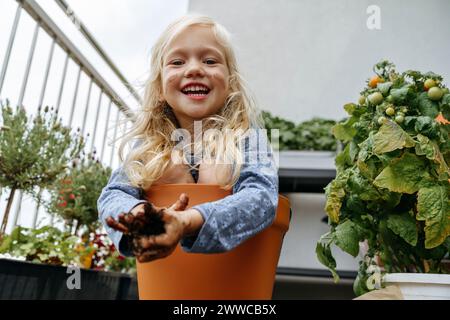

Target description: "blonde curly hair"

left=117, top=14, right=264, bottom=191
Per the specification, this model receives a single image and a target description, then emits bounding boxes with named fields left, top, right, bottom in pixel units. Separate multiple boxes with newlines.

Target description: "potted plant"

left=0, top=101, right=84, bottom=237
left=316, top=60, right=450, bottom=299
left=45, top=153, right=111, bottom=235
left=262, top=111, right=338, bottom=151
left=0, top=226, right=137, bottom=299
left=0, top=225, right=85, bottom=266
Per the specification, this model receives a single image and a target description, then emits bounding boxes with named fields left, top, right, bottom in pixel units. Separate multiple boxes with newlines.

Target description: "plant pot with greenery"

left=316, top=61, right=450, bottom=299
left=0, top=222, right=138, bottom=299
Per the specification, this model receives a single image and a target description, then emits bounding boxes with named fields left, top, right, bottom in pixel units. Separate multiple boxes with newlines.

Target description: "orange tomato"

left=369, top=75, right=384, bottom=88
left=435, top=113, right=450, bottom=125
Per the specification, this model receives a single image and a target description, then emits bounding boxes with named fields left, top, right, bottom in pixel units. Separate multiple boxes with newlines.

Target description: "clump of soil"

left=123, top=202, right=166, bottom=236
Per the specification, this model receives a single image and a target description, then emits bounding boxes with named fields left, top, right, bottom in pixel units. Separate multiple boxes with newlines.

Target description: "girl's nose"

left=184, top=60, right=205, bottom=78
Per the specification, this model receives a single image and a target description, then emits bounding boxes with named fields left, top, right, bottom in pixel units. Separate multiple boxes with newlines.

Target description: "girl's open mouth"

left=181, top=84, right=211, bottom=100
left=183, top=91, right=210, bottom=100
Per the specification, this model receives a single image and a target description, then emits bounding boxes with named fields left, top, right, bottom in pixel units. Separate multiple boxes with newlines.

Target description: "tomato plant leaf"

left=373, top=120, right=415, bottom=155
left=316, top=232, right=339, bottom=282
left=417, top=92, right=439, bottom=118
left=334, top=220, right=365, bottom=257
left=373, top=152, right=428, bottom=194
left=332, top=116, right=358, bottom=142
left=417, top=185, right=450, bottom=249
left=324, top=171, right=349, bottom=223
left=391, top=86, right=412, bottom=104
left=387, top=212, right=418, bottom=246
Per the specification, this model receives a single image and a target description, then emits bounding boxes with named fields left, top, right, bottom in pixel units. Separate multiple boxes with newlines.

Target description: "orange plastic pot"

left=136, top=184, right=290, bottom=300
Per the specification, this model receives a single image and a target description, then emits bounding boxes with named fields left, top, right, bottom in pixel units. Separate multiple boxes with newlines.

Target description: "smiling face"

left=161, top=25, right=230, bottom=131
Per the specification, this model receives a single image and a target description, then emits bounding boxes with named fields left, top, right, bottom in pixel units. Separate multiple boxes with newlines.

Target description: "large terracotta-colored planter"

left=136, top=184, right=290, bottom=300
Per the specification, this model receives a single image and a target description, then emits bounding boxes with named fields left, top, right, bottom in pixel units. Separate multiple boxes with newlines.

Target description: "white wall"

left=189, top=0, right=450, bottom=122
left=279, top=193, right=359, bottom=271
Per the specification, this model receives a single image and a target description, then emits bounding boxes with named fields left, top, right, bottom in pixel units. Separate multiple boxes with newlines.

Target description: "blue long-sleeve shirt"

left=97, top=129, right=279, bottom=256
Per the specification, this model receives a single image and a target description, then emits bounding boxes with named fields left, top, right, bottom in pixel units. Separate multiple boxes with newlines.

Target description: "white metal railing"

left=0, top=0, right=141, bottom=232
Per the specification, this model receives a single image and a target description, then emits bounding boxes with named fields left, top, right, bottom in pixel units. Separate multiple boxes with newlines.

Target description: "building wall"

left=189, top=0, right=450, bottom=123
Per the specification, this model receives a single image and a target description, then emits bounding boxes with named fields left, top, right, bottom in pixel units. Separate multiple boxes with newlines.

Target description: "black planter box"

left=278, top=151, right=336, bottom=193
left=0, top=258, right=138, bottom=300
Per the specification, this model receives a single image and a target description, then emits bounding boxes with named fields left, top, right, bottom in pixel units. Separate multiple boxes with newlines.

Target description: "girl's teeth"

left=187, top=93, right=207, bottom=96
left=183, top=85, right=209, bottom=92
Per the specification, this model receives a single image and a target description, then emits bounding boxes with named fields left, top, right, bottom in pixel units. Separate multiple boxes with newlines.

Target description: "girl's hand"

left=105, top=201, right=165, bottom=236
left=105, top=193, right=204, bottom=263
left=135, top=206, right=204, bottom=262
left=133, top=210, right=183, bottom=262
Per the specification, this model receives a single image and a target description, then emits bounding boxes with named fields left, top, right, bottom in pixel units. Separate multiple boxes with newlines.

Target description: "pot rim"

left=383, top=273, right=450, bottom=285
left=146, top=183, right=289, bottom=202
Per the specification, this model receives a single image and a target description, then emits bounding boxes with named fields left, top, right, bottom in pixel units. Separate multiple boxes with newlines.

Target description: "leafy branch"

left=0, top=102, right=84, bottom=236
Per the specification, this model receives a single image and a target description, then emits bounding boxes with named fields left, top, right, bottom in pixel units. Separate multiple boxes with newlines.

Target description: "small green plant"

left=295, top=118, right=339, bottom=151
left=262, top=111, right=337, bottom=151
left=0, top=102, right=84, bottom=236
left=0, top=226, right=135, bottom=273
left=0, top=225, right=87, bottom=266
left=316, top=61, right=450, bottom=296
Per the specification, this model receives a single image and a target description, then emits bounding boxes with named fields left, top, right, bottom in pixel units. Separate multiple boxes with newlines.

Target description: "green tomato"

left=368, top=92, right=384, bottom=105
left=378, top=116, right=387, bottom=125
left=358, top=95, right=366, bottom=105
left=396, top=111, right=405, bottom=117
left=424, top=79, right=436, bottom=90
left=385, top=107, right=395, bottom=116
left=401, top=106, right=408, bottom=113
left=395, top=115, right=404, bottom=123
left=428, top=87, right=443, bottom=101
left=386, top=95, right=394, bottom=103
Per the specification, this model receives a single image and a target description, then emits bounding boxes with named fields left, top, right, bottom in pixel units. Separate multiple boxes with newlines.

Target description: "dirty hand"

left=105, top=193, right=195, bottom=262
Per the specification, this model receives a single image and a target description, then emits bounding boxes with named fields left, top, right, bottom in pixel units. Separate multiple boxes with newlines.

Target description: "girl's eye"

left=204, top=59, right=217, bottom=65
left=171, top=60, right=184, bottom=66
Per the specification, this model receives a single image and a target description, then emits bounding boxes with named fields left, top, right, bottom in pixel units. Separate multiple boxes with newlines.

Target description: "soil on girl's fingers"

left=126, top=202, right=166, bottom=237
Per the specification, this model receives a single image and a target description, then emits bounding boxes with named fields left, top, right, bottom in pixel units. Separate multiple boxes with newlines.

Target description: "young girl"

left=97, top=15, right=278, bottom=263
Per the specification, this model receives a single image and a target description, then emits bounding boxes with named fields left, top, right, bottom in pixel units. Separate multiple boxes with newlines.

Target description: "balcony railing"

left=0, top=0, right=141, bottom=232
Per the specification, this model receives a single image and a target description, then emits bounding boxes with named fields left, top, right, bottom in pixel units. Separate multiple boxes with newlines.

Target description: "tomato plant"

left=317, top=60, right=450, bottom=296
